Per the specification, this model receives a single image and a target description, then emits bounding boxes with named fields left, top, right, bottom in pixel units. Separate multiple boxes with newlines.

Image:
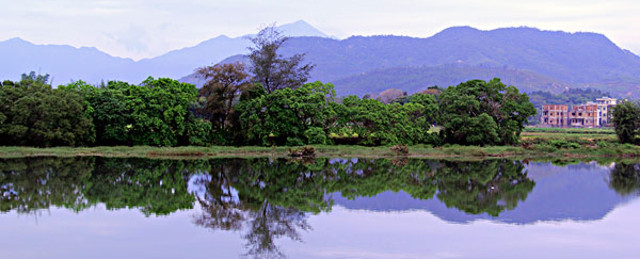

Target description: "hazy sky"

left=2, top=0, right=639, bottom=60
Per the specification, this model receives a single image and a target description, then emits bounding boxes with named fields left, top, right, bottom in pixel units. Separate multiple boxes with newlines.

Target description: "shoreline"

left=1, top=144, right=639, bottom=161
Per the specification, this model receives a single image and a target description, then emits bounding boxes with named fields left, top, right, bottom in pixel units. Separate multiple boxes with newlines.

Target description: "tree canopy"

left=247, top=25, right=314, bottom=94
left=612, top=101, right=640, bottom=144
left=438, top=78, right=536, bottom=146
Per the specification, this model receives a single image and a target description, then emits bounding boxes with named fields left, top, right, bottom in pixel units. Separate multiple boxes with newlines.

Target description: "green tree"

left=612, top=101, right=640, bottom=144
left=438, top=78, right=535, bottom=146
left=329, top=94, right=439, bottom=146
left=86, top=78, right=203, bottom=146
left=248, top=25, right=314, bottom=93
left=237, top=81, right=336, bottom=146
left=0, top=72, right=95, bottom=146
left=86, top=83, right=131, bottom=145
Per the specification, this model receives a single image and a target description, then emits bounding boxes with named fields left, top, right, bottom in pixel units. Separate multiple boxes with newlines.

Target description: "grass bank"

left=1, top=143, right=640, bottom=160
left=0, top=128, right=637, bottom=160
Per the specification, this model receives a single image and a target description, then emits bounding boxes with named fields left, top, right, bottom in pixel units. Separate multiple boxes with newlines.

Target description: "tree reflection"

left=243, top=203, right=311, bottom=258
left=435, top=160, right=535, bottom=216
left=194, top=158, right=324, bottom=259
left=0, top=157, right=94, bottom=213
left=609, top=163, right=640, bottom=196
left=0, top=157, right=538, bottom=257
left=0, top=157, right=202, bottom=216
left=85, top=158, right=201, bottom=216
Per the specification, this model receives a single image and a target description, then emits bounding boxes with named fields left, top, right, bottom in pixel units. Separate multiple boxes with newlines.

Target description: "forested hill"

left=0, top=20, right=326, bottom=84
left=200, top=26, right=640, bottom=97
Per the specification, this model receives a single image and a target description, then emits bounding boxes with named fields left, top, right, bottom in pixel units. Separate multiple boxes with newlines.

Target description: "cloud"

left=107, top=24, right=150, bottom=54
left=1, top=0, right=639, bottom=58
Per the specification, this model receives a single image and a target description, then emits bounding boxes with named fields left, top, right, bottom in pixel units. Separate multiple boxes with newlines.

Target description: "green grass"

left=524, top=127, right=615, bottom=134
left=1, top=128, right=639, bottom=161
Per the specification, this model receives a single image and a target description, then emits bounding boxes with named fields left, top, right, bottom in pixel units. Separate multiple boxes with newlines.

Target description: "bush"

left=289, top=146, right=316, bottom=157
left=304, top=127, right=326, bottom=145
left=390, top=144, right=409, bottom=154
left=286, top=137, right=305, bottom=146
left=550, top=139, right=569, bottom=149
left=185, top=119, right=212, bottom=146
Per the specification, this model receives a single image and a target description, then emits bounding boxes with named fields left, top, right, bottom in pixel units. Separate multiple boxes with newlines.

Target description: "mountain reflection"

left=2, top=157, right=640, bottom=257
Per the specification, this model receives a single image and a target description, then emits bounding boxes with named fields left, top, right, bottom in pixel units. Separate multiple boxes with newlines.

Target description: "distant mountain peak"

left=276, top=20, right=328, bottom=38
left=1, top=37, right=31, bottom=46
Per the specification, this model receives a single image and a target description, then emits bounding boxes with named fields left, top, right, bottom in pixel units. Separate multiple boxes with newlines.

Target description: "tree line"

left=0, top=26, right=537, bottom=147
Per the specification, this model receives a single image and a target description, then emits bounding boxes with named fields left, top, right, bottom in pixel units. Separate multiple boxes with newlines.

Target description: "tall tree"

left=197, top=62, right=251, bottom=144
left=612, top=101, right=640, bottom=144
left=247, top=25, right=314, bottom=94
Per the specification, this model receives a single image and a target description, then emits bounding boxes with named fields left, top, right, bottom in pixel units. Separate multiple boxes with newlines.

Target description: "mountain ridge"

left=0, top=20, right=328, bottom=84
left=3, top=23, right=640, bottom=98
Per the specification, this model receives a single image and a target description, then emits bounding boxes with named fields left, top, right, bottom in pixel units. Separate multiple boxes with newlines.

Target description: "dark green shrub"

left=304, top=127, right=326, bottom=145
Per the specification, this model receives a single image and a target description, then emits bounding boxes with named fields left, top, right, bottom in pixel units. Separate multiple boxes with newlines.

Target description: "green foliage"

left=612, top=101, right=640, bottom=144
left=185, top=118, right=212, bottom=146
left=528, top=88, right=615, bottom=108
left=1, top=72, right=535, bottom=149
left=330, top=93, right=439, bottom=146
left=549, top=139, right=580, bottom=149
left=237, top=81, right=336, bottom=146
left=0, top=72, right=95, bottom=147
left=438, top=78, right=536, bottom=146
left=86, top=78, right=200, bottom=146
left=304, top=127, right=326, bottom=145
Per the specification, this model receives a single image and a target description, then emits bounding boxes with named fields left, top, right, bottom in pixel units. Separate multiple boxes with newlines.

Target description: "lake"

left=1, top=157, right=639, bottom=258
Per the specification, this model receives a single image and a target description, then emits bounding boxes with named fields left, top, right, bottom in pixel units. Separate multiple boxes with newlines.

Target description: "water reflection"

left=609, top=163, right=640, bottom=196
left=1, top=157, right=640, bottom=258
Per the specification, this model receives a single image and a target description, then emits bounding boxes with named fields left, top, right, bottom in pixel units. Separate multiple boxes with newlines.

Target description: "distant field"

left=522, top=127, right=618, bottom=145
left=524, top=127, right=615, bottom=134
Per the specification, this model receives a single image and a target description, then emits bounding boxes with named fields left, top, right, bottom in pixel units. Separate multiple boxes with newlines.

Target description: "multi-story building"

left=595, top=97, right=617, bottom=126
left=541, top=104, right=568, bottom=127
left=568, top=103, right=600, bottom=127
left=541, top=97, right=619, bottom=128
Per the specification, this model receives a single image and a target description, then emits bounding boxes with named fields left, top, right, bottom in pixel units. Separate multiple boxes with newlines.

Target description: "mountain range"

left=3, top=21, right=640, bottom=97
left=0, top=20, right=326, bottom=85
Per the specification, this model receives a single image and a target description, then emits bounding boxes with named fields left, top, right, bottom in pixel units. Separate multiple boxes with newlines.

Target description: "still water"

left=1, top=157, right=639, bottom=258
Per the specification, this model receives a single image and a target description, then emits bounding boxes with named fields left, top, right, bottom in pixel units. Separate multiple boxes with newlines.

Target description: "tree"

left=612, top=101, right=639, bottom=144
left=0, top=72, right=95, bottom=147
left=438, top=78, right=536, bottom=146
left=237, top=81, right=336, bottom=146
left=247, top=25, right=314, bottom=94
left=87, top=78, right=206, bottom=146
left=197, top=62, right=251, bottom=144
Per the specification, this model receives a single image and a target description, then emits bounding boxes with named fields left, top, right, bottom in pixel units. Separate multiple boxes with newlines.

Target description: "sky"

left=2, top=0, right=639, bottom=60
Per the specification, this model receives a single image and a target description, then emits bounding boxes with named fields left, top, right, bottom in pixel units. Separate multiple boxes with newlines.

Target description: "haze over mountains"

left=0, top=20, right=326, bottom=85
left=3, top=20, right=640, bottom=97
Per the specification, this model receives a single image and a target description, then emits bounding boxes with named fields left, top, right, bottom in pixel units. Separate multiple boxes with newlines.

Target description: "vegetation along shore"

left=2, top=26, right=640, bottom=159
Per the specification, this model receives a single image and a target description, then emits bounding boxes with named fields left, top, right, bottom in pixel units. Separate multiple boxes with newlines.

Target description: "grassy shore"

left=1, top=127, right=639, bottom=160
